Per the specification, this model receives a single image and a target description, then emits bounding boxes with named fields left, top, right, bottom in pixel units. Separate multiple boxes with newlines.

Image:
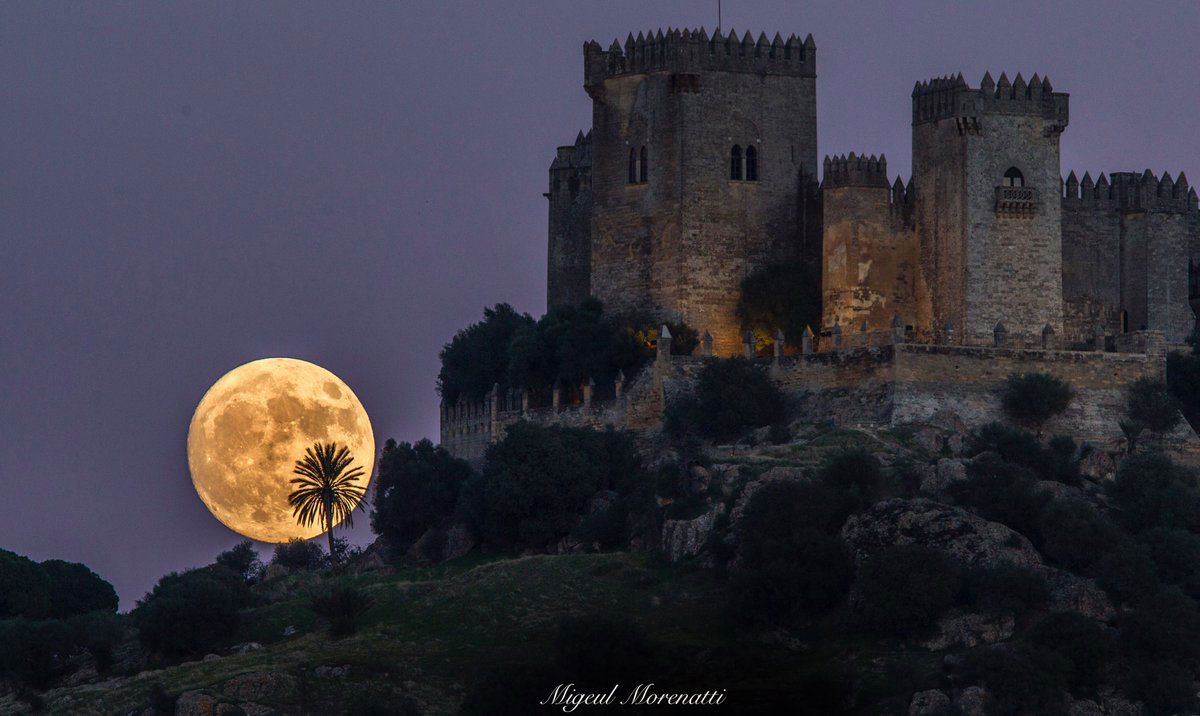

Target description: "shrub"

left=1126, top=377, right=1182, bottom=436
left=371, top=438, right=473, bottom=547
left=215, top=541, right=262, bottom=583
left=1167, top=348, right=1200, bottom=429
left=968, top=423, right=1082, bottom=484
left=39, top=559, right=119, bottom=618
left=1034, top=499, right=1120, bottom=572
left=729, top=480, right=855, bottom=624
left=1142, top=528, right=1200, bottom=599
left=67, top=610, right=123, bottom=674
left=854, top=545, right=962, bottom=634
left=132, top=567, right=244, bottom=658
left=271, top=538, right=325, bottom=571
left=1090, top=540, right=1160, bottom=607
left=1120, top=587, right=1200, bottom=668
left=507, top=297, right=652, bottom=393
left=688, top=358, right=786, bottom=442
left=735, top=259, right=822, bottom=350
left=148, top=683, right=178, bottom=715
left=1127, top=659, right=1197, bottom=716
left=477, top=423, right=644, bottom=550
left=0, top=548, right=51, bottom=619
left=437, top=303, right=534, bottom=405
left=962, top=563, right=1049, bottom=616
left=818, top=448, right=884, bottom=514
left=0, top=618, right=77, bottom=688
left=998, top=372, right=1073, bottom=432
left=1107, top=451, right=1200, bottom=533
left=1028, top=611, right=1114, bottom=694
left=459, top=663, right=570, bottom=715
left=949, top=452, right=1048, bottom=539
left=310, top=586, right=374, bottom=638
left=958, top=645, right=1070, bottom=714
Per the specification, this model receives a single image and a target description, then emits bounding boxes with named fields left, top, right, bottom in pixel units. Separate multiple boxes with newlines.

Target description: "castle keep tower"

left=569, top=29, right=818, bottom=355
left=912, top=73, right=1069, bottom=345
left=546, top=131, right=592, bottom=308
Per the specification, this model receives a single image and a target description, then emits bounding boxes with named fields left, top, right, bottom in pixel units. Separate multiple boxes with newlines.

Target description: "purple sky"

left=2, top=1, right=1197, bottom=609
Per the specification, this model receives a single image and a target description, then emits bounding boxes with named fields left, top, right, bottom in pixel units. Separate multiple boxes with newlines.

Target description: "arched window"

left=1003, top=167, right=1024, bottom=187
left=628, top=148, right=637, bottom=184
left=639, top=146, right=648, bottom=182
left=730, top=145, right=743, bottom=180
left=745, top=145, right=758, bottom=181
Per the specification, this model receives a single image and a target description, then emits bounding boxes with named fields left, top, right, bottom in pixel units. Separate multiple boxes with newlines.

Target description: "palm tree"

left=287, top=442, right=367, bottom=567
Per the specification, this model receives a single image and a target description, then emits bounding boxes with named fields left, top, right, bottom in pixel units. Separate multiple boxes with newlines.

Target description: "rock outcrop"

left=841, top=498, right=1043, bottom=568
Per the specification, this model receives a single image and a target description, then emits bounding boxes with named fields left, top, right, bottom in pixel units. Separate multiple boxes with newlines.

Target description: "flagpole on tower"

left=718, top=0, right=722, bottom=34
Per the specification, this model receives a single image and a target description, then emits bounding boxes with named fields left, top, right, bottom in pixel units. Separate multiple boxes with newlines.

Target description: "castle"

left=546, top=28, right=1200, bottom=352
left=442, top=28, right=1200, bottom=462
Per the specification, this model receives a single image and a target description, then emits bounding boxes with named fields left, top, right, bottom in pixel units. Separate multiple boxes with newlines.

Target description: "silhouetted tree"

left=215, top=540, right=262, bottom=583
left=371, top=438, right=473, bottom=547
left=437, top=303, right=534, bottom=404
left=1125, top=377, right=1182, bottom=449
left=288, top=442, right=367, bottom=566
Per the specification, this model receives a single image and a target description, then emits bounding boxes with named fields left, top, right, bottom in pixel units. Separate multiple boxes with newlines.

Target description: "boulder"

left=840, top=498, right=1043, bottom=568
left=222, top=672, right=299, bottom=704
left=916, top=609, right=1014, bottom=650
left=909, top=689, right=951, bottom=716
left=443, top=523, right=476, bottom=561
left=1034, top=566, right=1114, bottom=620
left=203, top=653, right=221, bottom=662
left=175, top=691, right=219, bottom=716
left=955, top=686, right=990, bottom=716
left=230, top=642, right=262, bottom=655
left=661, top=502, right=725, bottom=563
left=919, top=458, right=967, bottom=494
left=1079, top=448, right=1120, bottom=482
left=313, top=664, right=351, bottom=678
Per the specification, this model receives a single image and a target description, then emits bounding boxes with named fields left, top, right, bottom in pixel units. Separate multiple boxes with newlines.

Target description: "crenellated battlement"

left=822, top=153, right=890, bottom=188
left=583, top=27, right=815, bottom=88
left=912, top=71, right=1068, bottom=127
left=1061, top=169, right=1198, bottom=214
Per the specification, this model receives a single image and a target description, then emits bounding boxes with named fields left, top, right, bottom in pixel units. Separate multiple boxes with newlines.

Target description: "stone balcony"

left=995, top=185, right=1039, bottom=215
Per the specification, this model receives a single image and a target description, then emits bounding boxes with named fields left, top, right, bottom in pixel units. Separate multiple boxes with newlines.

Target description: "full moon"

left=186, top=358, right=375, bottom=543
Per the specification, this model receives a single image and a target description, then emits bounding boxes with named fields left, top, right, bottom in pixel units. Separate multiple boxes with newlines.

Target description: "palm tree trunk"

left=325, top=497, right=336, bottom=567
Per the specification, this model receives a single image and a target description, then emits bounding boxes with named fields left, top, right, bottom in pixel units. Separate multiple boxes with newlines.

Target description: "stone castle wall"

left=440, top=329, right=1170, bottom=461
left=546, top=133, right=593, bottom=308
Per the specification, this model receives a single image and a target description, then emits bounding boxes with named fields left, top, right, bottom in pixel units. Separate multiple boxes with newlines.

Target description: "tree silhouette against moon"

left=186, top=358, right=374, bottom=543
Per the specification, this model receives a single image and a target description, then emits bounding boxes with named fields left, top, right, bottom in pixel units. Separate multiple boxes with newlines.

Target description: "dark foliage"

left=819, top=448, right=885, bottom=514
left=345, top=694, right=423, bottom=716
left=0, top=618, right=77, bottom=688
left=148, top=683, right=178, bottom=715
left=437, top=303, right=534, bottom=404
left=310, top=586, right=374, bottom=638
left=474, top=423, right=645, bottom=551
left=39, top=559, right=118, bottom=619
left=1034, top=499, right=1121, bottom=573
left=958, top=645, right=1070, bottom=714
left=0, top=548, right=51, bottom=619
left=215, top=541, right=262, bottom=583
left=1140, top=528, right=1200, bottom=599
left=854, top=544, right=962, bottom=635
left=271, top=538, right=326, bottom=571
left=1120, top=588, right=1200, bottom=668
left=968, top=423, right=1081, bottom=484
left=1027, top=611, right=1114, bottom=695
left=949, top=452, right=1048, bottom=539
left=730, top=479, right=855, bottom=624
left=67, top=610, right=123, bottom=675
left=1107, top=451, right=1200, bottom=533
left=735, top=259, right=822, bottom=350
left=1127, top=658, right=1196, bottom=716
left=132, top=566, right=246, bottom=658
left=998, top=372, right=1073, bottom=432
left=667, top=358, right=786, bottom=442
left=1126, top=377, right=1182, bottom=436
left=458, top=663, right=571, bottom=715
left=962, top=563, right=1049, bottom=616
left=1090, top=540, right=1161, bottom=607
left=371, top=438, right=473, bottom=547
left=507, top=297, right=653, bottom=392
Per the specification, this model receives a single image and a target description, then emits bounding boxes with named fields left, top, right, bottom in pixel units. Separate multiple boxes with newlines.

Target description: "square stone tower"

left=912, top=73, right=1069, bottom=345
left=581, top=29, right=819, bottom=355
